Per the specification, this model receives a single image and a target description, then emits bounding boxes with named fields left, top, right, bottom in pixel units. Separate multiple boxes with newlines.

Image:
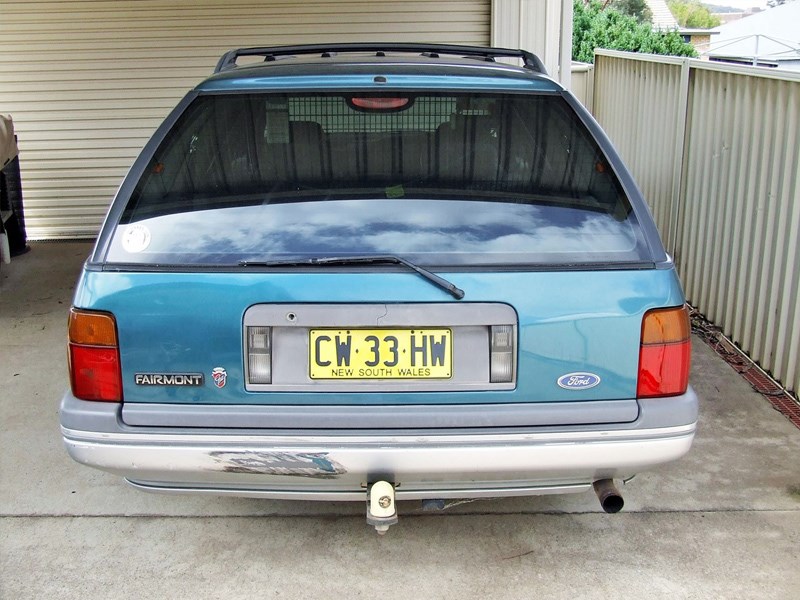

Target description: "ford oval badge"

left=557, top=372, right=601, bottom=390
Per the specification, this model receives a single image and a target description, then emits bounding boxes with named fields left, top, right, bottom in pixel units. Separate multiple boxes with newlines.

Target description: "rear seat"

left=260, top=121, right=330, bottom=184
left=327, top=131, right=435, bottom=185
left=433, top=107, right=616, bottom=206
left=182, top=94, right=620, bottom=206
left=436, top=115, right=504, bottom=184
left=255, top=112, right=613, bottom=199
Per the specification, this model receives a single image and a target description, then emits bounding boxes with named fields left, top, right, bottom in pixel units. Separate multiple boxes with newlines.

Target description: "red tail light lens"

left=637, top=306, right=691, bottom=398
left=68, top=309, right=122, bottom=402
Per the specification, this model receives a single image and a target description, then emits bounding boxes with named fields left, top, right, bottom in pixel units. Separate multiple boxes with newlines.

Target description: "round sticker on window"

left=122, top=224, right=151, bottom=253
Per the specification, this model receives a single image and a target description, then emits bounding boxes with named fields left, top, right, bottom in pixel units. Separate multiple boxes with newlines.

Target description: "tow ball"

left=366, top=480, right=398, bottom=534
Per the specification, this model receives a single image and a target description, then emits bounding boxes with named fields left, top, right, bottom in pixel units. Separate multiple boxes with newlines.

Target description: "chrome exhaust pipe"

left=593, top=479, right=624, bottom=513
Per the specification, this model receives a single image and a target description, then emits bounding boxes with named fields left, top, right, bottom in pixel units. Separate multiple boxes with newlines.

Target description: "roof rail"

left=213, top=43, right=547, bottom=75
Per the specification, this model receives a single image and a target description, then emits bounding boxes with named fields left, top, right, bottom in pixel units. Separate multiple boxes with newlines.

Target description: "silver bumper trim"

left=63, top=423, right=694, bottom=445
left=62, top=424, right=696, bottom=500
left=126, top=480, right=593, bottom=501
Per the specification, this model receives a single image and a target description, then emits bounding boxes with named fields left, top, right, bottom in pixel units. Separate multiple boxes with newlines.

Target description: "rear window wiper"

left=238, top=255, right=465, bottom=300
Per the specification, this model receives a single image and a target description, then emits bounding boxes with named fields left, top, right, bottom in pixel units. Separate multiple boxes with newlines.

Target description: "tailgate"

left=74, top=267, right=684, bottom=407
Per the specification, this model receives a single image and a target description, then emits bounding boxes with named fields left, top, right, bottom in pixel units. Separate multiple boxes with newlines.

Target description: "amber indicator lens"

left=641, top=305, right=690, bottom=345
left=69, top=308, right=118, bottom=346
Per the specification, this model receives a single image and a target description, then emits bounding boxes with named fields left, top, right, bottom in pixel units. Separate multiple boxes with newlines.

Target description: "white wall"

left=491, top=0, right=572, bottom=86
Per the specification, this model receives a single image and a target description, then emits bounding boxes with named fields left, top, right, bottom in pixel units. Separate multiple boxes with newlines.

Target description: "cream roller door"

left=0, top=0, right=490, bottom=239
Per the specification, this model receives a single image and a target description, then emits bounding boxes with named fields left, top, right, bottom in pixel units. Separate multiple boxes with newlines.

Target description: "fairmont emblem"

left=211, top=367, right=228, bottom=389
left=134, top=373, right=204, bottom=386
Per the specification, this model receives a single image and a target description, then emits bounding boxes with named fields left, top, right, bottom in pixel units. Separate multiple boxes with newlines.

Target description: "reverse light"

left=247, top=326, right=272, bottom=384
left=637, top=305, right=691, bottom=398
left=490, top=325, right=515, bottom=383
left=68, top=308, right=122, bottom=402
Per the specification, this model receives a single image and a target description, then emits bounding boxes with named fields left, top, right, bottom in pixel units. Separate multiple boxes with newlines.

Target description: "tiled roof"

left=646, top=0, right=679, bottom=30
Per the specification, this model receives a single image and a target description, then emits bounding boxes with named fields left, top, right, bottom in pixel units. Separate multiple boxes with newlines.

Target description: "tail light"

left=637, top=305, right=691, bottom=398
left=68, top=308, right=122, bottom=402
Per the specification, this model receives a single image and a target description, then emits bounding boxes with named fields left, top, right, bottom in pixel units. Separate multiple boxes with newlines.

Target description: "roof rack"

left=213, top=43, right=547, bottom=75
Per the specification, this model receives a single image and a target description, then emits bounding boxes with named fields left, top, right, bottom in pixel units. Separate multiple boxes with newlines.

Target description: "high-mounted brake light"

left=68, top=308, right=122, bottom=402
left=637, top=305, right=691, bottom=398
left=350, top=97, right=410, bottom=110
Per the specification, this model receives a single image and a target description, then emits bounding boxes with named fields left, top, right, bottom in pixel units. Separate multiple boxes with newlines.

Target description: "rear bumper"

left=61, top=401, right=697, bottom=500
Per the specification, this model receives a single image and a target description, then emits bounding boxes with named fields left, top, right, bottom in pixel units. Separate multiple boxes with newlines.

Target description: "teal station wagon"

left=60, top=44, right=696, bottom=533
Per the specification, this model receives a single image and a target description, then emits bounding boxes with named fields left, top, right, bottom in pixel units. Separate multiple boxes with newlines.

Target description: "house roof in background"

left=708, top=2, right=800, bottom=63
left=646, top=0, right=679, bottom=30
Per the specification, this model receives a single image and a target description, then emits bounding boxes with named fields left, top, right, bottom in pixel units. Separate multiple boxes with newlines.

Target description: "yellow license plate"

left=309, top=328, right=452, bottom=380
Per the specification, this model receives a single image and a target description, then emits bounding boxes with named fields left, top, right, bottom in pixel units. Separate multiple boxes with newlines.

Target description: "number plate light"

left=247, top=326, right=272, bottom=384
left=490, top=325, right=515, bottom=383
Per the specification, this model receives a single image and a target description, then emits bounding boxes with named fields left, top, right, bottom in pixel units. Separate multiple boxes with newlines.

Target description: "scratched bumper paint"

left=210, top=451, right=346, bottom=478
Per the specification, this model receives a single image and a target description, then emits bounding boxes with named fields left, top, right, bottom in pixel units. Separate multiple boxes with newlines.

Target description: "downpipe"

left=593, top=479, right=624, bottom=513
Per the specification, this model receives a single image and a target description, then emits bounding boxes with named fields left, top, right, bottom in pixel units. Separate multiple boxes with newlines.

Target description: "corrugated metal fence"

left=593, top=49, right=800, bottom=396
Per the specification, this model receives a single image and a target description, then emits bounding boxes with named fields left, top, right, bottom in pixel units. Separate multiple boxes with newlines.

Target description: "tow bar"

left=366, top=480, right=398, bottom=534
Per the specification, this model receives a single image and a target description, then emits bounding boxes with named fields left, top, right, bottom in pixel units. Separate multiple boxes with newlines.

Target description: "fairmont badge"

left=134, top=373, right=204, bottom=386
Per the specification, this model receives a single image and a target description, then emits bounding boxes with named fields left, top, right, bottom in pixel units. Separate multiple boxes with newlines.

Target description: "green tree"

left=611, top=0, right=653, bottom=23
left=667, top=0, right=721, bottom=28
left=573, top=1, right=698, bottom=64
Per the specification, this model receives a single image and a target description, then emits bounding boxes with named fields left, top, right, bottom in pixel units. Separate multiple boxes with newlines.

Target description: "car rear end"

left=60, top=46, right=697, bottom=517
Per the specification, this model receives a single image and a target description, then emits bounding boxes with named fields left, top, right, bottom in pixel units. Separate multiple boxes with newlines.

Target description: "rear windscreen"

left=107, top=92, right=649, bottom=266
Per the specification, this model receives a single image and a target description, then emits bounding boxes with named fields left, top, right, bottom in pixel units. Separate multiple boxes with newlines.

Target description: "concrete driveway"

left=2, top=243, right=799, bottom=599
